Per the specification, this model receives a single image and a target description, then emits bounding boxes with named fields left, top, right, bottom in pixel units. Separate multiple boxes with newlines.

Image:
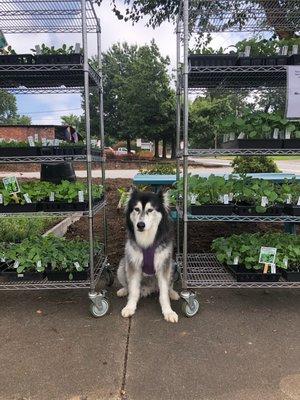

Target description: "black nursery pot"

left=46, top=270, right=88, bottom=281
left=289, top=54, right=300, bottom=65
left=221, top=139, right=283, bottom=149
left=0, top=147, right=38, bottom=157
left=190, top=204, right=234, bottom=215
left=282, top=139, right=300, bottom=149
left=281, top=268, right=300, bottom=282
left=226, top=264, right=281, bottom=282
left=235, top=204, right=283, bottom=216
left=41, top=202, right=77, bottom=212
left=265, top=56, right=289, bottom=65
left=188, top=54, right=237, bottom=67
left=0, top=203, right=37, bottom=213
left=38, top=146, right=54, bottom=156
left=284, top=205, right=300, bottom=216
left=1, top=269, right=45, bottom=281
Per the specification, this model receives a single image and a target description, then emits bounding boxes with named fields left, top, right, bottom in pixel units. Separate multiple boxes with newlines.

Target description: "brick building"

left=0, top=125, right=68, bottom=142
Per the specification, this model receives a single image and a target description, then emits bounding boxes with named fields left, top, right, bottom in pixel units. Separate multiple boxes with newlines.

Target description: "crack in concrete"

left=119, top=317, right=132, bottom=400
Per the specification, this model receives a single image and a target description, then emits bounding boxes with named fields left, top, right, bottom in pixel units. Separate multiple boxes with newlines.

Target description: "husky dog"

left=117, top=188, right=180, bottom=323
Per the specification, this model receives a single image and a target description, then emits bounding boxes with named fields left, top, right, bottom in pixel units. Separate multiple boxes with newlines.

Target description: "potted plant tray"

left=284, top=205, right=300, bottom=216
left=221, top=139, right=283, bottom=149
left=46, top=270, right=88, bottom=281
left=226, top=264, right=281, bottom=282
left=0, top=147, right=39, bottom=157
left=1, top=269, right=45, bottom=281
left=282, top=139, right=300, bottom=149
left=188, top=54, right=237, bottom=66
left=190, top=204, right=234, bottom=215
left=0, top=203, right=37, bottom=213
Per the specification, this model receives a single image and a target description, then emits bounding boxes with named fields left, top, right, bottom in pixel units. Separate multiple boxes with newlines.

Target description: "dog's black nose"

left=137, top=221, right=145, bottom=230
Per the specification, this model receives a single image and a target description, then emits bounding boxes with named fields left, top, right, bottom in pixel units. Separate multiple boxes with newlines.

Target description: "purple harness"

left=142, top=245, right=156, bottom=275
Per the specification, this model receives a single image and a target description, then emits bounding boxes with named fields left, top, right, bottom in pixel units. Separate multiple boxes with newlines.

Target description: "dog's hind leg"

left=117, top=258, right=128, bottom=297
left=169, top=286, right=180, bottom=301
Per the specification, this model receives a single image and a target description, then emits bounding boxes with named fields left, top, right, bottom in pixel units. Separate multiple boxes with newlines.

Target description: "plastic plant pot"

left=226, top=264, right=281, bottom=282
left=188, top=54, right=237, bottom=66
left=221, top=139, right=283, bottom=149
left=281, top=268, right=300, bottom=282
left=46, top=270, right=88, bottom=281
left=190, top=204, right=234, bottom=215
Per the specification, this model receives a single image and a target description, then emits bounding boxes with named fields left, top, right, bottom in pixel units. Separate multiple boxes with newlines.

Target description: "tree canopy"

left=0, top=90, right=31, bottom=125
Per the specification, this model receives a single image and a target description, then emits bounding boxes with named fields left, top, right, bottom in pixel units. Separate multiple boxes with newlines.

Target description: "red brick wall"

left=0, top=126, right=55, bottom=142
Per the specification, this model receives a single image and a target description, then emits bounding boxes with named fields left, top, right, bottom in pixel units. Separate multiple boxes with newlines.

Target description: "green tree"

left=0, top=90, right=31, bottom=125
left=61, top=114, right=81, bottom=129
left=88, top=40, right=174, bottom=155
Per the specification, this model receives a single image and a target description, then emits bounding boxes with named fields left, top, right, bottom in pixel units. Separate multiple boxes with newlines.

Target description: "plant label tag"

left=285, top=129, right=291, bottom=139
left=273, top=128, right=279, bottom=139
left=263, top=264, right=269, bottom=274
left=297, top=196, right=300, bottom=206
left=229, top=133, right=235, bottom=141
left=261, top=196, right=268, bottom=207
left=190, top=193, right=198, bottom=204
left=286, top=194, right=292, bottom=204
left=49, top=192, right=55, bottom=202
left=91, top=139, right=97, bottom=147
left=283, top=258, right=288, bottom=268
left=52, top=261, right=56, bottom=268
left=28, top=136, right=35, bottom=147
left=1, top=257, right=5, bottom=262
left=74, top=261, right=81, bottom=271
left=42, top=137, right=47, bottom=146
left=13, top=260, right=19, bottom=269
left=78, top=191, right=84, bottom=203
left=282, top=45, right=288, bottom=55
left=17, top=273, right=24, bottom=278
left=223, top=194, right=229, bottom=205
left=23, top=193, right=32, bottom=203
left=270, top=264, right=276, bottom=274
left=244, top=46, right=251, bottom=57
left=0, top=194, right=3, bottom=204
left=3, top=176, right=20, bottom=194
left=226, top=249, right=232, bottom=257
left=292, top=44, right=298, bottom=55
left=36, top=260, right=42, bottom=271
left=34, top=134, right=39, bottom=142
left=238, top=132, right=245, bottom=139
left=233, top=256, right=239, bottom=265
left=259, top=247, right=277, bottom=265
left=54, top=139, right=60, bottom=146
left=228, top=193, right=234, bottom=202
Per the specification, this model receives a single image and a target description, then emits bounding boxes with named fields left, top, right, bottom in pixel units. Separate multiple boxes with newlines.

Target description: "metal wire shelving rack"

left=0, top=0, right=111, bottom=317
left=176, top=0, right=300, bottom=316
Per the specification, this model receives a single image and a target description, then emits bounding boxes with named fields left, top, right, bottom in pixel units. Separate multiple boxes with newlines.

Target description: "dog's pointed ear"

left=129, top=185, right=138, bottom=198
left=158, top=188, right=170, bottom=210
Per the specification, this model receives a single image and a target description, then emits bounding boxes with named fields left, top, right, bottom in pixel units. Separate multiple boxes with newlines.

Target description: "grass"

left=220, top=156, right=300, bottom=161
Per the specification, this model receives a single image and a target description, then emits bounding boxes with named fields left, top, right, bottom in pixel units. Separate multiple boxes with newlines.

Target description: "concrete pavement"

left=1, top=287, right=299, bottom=400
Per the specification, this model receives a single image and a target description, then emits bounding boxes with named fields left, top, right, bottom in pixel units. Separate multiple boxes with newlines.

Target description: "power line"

left=19, top=107, right=82, bottom=115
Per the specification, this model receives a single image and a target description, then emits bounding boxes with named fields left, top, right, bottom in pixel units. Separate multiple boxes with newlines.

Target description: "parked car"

left=115, top=147, right=136, bottom=155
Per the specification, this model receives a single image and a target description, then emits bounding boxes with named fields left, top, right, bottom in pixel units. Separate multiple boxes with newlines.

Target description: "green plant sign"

left=259, top=247, right=277, bottom=265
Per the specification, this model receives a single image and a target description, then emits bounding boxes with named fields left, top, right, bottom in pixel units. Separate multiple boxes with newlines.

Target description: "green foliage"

left=60, top=114, right=81, bottom=129
left=235, top=37, right=300, bottom=56
left=0, top=180, right=104, bottom=205
left=232, top=156, right=279, bottom=173
left=31, top=43, right=81, bottom=55
left=139, top=164, right=176, bottom=175
left=2, top=235, right=103, bottom=278
left=0, top=217, right=59, bottom=243
left=212, top=233, right=300, bottom=271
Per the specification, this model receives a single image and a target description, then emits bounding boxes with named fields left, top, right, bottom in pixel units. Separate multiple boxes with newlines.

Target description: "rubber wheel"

left=182, top=298, right=199, bottom=317
left=104, top=268, right=114, bottom=287
left=90, top=298, right=110, bottom=317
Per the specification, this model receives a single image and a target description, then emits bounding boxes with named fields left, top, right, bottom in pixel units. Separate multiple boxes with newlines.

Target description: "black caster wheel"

left=104, top=268, right=114, bottom=287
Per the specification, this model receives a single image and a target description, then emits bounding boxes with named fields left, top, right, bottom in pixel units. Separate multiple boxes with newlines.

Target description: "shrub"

left=139, top=163, right=176, bottom=175
left=231, top=156, right=279, bottom=173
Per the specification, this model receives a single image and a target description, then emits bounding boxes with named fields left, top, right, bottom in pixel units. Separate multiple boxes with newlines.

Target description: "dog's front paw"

left=164, top=310, right=178, bottom=323
left=121, top=305, right=136, bottom=318
left=117, top=288, right=128, bottom=297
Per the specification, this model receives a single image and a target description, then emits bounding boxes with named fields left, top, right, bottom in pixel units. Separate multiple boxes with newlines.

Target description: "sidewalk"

left=1, top=287, right=299, bottom=400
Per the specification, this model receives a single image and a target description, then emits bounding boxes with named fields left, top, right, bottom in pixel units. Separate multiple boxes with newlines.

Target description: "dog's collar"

left=142, top=244, right=157, bottom=276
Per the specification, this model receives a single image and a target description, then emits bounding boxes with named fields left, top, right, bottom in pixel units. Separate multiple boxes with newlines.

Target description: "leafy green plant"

left=231, top=156, right=279, bottom=173
left=212, top=233, right=300, bottom=271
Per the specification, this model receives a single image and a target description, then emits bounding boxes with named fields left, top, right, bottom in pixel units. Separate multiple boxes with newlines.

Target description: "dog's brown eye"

left=147, top=209, right=153, bottom=213
left=134, top=208, right=140, bottom=212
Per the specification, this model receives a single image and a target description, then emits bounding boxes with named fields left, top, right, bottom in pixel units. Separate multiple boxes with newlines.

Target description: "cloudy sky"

left=5, top=0, right=244, bottom=125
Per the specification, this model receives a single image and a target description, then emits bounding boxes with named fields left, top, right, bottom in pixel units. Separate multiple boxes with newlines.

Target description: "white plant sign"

left=286, top=66, right=300, bottom=119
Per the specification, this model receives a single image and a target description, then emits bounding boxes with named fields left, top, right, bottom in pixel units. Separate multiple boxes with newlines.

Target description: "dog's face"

left=126, top=189, right=169, bottom=247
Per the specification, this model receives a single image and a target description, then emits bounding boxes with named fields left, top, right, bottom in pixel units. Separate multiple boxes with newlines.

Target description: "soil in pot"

left=226, top=264, right=281, bottom=282
left=190, top=204, right=234, bottom=215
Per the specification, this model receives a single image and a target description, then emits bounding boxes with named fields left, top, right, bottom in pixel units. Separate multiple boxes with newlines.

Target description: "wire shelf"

left=188, top=65, right=287, bottom=90
left=177, top=253, right=300, bottom=288
left=0, top=154, right=103, bottom=164
left=0, top=254, right=107, bottom=290
left=0, top=0, right=100, bottom=33
left=186, top=214, right=300, bottom=223
left=0, top=199, right=106, bottom=218
left=185, top=148, right=300, bottom=156
left=0, top=64, right=101, bottom=91
left=188, top=0, right=300, bottom=33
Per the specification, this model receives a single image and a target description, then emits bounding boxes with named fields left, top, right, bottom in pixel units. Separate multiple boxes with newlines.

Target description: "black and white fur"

left=117, top=188, right=179, bottom=323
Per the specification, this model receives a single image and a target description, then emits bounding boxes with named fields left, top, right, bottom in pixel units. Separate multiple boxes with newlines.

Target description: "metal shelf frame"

left=176, top=0, right=300, bottom=291
left=0, top=0, right=110, bottom=308
left=176, top=253, right=300, bottom=289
